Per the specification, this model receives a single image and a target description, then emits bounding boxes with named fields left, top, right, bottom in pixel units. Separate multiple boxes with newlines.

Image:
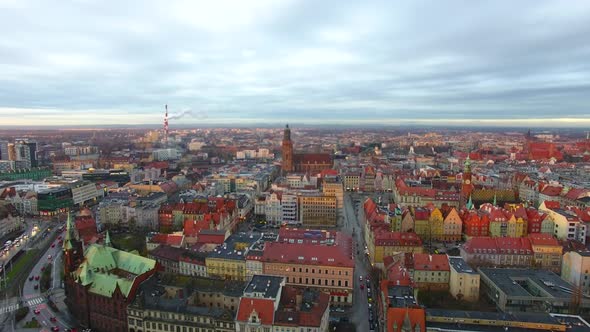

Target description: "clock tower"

left=461, top=156, right=474, bottom=207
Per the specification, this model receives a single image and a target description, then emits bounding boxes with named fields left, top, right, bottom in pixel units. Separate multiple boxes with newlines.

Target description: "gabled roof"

left=149, top=233, right=184, bottom=247
left=236, top=298, right=275, bottom=325
left=412, top=253, right=449, bottom=272
left=262, top=241, right=353, bottom=268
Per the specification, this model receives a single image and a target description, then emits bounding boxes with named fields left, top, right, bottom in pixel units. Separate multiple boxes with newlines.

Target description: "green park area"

left=111, top=233, right=147, bottom=256
left=4, top=249, right=40, bottom=285
left=40, top=262, right=53, bottom=293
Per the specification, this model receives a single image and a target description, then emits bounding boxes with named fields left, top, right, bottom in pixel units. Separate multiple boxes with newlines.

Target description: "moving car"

left=51, top=327, right=60, bottom=332
left=50, top=316, right=57, bottom=322
left=29, top=276, right=33, bottom=281
left=35, top=275, right=40, bottom=280
left=34, top=284, right=39, bottom=290
left=360, top=284, right=364, bottom=290
left=34, top=308, right=40, bottom=314
left=51, top=243, right=56, bottom=248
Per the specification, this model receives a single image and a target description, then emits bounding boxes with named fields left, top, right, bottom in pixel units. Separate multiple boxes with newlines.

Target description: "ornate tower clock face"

left=465, top=180, right=471, bottom=185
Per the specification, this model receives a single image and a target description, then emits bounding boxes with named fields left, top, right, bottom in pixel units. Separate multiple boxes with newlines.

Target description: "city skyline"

left=1, top=0, right=590, bottom=127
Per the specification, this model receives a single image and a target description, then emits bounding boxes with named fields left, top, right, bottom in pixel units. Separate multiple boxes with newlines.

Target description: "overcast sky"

left=1, top=0, right=589, bottom=127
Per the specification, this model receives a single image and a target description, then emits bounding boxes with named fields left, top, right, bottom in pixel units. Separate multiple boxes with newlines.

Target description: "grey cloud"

left=0, top=0, right=589, bottom=125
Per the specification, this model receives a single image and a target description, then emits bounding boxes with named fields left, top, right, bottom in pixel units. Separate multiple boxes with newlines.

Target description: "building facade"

left=449, top=256, right=480, bottom=302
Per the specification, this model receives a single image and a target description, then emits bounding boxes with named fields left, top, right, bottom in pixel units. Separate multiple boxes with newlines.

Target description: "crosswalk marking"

left=0, top=303, right=20, bottom=314
left=26, top=297, right=44, bottom=306
left=0, top=297, right=45, bottom=315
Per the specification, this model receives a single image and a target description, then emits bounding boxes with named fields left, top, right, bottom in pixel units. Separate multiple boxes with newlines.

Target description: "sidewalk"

left=46, top=289, right=78, bottom=327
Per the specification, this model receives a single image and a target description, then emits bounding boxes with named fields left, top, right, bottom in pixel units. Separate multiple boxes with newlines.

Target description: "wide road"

left=342, top=192, right=373, bottom=332
left=0, top=222, right=41, bottom=274
left=20, top=226, right=71, bottom=332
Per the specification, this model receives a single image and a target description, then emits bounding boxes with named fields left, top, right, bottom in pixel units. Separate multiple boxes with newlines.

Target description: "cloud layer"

left=1, top=0, right=589, bottom=126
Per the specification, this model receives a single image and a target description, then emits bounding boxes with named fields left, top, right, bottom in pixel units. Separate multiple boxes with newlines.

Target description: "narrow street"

left=341, top=193, right=371, bottom=332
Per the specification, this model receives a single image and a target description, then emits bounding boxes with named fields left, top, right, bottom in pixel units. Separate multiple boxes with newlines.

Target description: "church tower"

left=63, top=212, right=83, bottom=277
left=461, top=157, right=474, bottom=208
left=282, top=124, right=294, bottom=173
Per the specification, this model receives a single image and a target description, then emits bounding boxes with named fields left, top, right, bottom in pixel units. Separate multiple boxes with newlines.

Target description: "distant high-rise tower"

left=282, top=124, right=294, bottom=173
left=164, top=104, right=169, bottom=146
left=0, top=140, right=8, bottom=160
left=15, top=140, right=37, bottom=168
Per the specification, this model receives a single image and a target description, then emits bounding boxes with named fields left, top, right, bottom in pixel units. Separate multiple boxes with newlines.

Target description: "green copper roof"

left=74, top=244, right=156, bottom=298
left=493, top=193, right=497, bottom=206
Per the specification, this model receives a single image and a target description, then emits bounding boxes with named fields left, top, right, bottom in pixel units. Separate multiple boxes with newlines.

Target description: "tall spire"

left=466, top=195, right=474, bottom=210
left=63, top=212, right=74, bottom=251
left=464, top=156, right=471, bottom=173
left=105, top=230, right=112, bottom=247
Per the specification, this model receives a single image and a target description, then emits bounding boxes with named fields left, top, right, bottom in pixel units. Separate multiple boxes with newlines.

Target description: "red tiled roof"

left=149, top=245, right=186, bottom=262
left=374, top=232, right=423, bottom=247
left=528, top=233, right=560, bottom=246
left=150, top=233, right=184, bottom=247
left=543, top=201, right=561, bottom=209
left=196, top=230, right=226, bottom=244
left=463, top=236, right=534, bottom=254
left=565, top=188, right=589, bottom=200
left=236, top=298, right=275, bottom=325
left=386, top=261, right=413, bottom=286
left=146, top=161, right=169, bottom=169
left=541, top=185, right=563, bottom=197
left=319, top=169, right=338, bottom=177
left=294, top=153, right=332, bottom=164
left=387, top=307, right=426, bottom=332
left=412, top=253, right=449, bottom=271
left=262, top=241, right=353, bottom=268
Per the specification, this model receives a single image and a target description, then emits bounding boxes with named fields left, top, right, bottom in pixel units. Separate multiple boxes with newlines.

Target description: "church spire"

left=63, top=212, right=74, bottom=251
left=105, top=230, right=112, bottom=247
left=466, top=195, right=474, bottom=210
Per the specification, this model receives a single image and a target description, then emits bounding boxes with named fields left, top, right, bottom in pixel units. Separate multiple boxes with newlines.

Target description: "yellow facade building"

left=449, top=256, right=480, bottom=302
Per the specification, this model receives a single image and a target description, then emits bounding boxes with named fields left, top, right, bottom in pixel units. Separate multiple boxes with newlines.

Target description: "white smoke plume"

left=168, top=108, right=208, bottom=120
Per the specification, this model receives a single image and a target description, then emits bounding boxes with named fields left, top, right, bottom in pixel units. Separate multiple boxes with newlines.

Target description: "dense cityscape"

left=2, top=1, right=590, bottom=331
left=0, top=124, right=588, bottom=332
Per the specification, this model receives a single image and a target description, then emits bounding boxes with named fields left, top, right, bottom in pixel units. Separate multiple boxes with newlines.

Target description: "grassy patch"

left=112, top=233, right=147, bottom=256
left=24, top=318, right=41, bottom=328
left=15, top=306, right=29, bottom=322
left=417, top=290, right=496, bottom=312
left=40, top=262, right=53, bottom=293
left=5, top=249, right=39, bottom=284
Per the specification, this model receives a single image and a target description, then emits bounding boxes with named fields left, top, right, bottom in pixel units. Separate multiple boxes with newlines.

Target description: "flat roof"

left=479, top=268, right=580, bottom=299
left=387, top=285, right=417, bottom=308
left=449, top=256, right=478, bottom=275
left=426, top=309, right=561, bottom=325
left=243, top=275, right=284, bottom=299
